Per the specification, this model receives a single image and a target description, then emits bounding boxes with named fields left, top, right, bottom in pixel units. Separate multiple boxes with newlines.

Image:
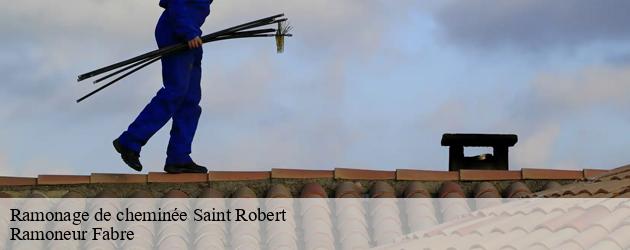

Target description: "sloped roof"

left=376, top=199, right=630, bottom=249
left=534, top=164, right=630, bottom=198
left=374, top=164, right=630, bottom=249
left=0, top=166, right=625, bottom=249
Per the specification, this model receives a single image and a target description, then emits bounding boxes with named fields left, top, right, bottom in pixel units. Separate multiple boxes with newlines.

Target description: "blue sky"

left=0, top=0, right=629, bottom=176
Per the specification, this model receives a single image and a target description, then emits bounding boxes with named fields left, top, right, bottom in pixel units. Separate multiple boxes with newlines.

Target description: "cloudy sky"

left=0, top=0, right=629, bottom=176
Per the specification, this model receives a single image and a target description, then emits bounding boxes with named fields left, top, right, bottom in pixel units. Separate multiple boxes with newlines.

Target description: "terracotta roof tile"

left=403, top=182, right=431, bottom=198
left=460, top=170, right=521, bottom=181
left=505, top=182, right=532, bottom=198
left=62, top=191, right=85, bottom=198
left=163, top=189, right=189, bottom=198
left=371, top=198, right=403, bottom=244
left=335, top=196, right=370, bottom=249
left=147, top=172, right=208, bottom=183
left=366, top=168, right=630, bottom=249
left=536, top=208, right=586, bottom=231
left=94, top=190, right=119, bottom=198
left=396, top=169, right=458, bottom=181
left=197, top=187, right=224, bottom=198
left=209, top=171, right=270, bottom=181
left=267, top=184, right=292, bottom=198
left=535, top=165, right=630, bottom=197
left=335, top=181, right=362, bottom=198
left=128, top=190, right=153, bottom=198
left=583, top=169, right=610, bottom=179
left=522, top=168, right=583, bottom=180
left=0, top=176, right=36, bottom=186
left=404, top=196, right=438, bottom=232
left=335, top=168, right=395, bottom=180
left=439, top=181, right=465, bottom=198
left=597, top=207, right=630, bottom=232
left=370, top=181, right=396, bottom=198
left=271, top=168, right=333, bottom=179
left=542, top=181, right=562, bottom=191
left=8, top=168, right=621, bottom=250
left=439, top=198, right=471, bottom=221
left=605, top=172, right=630, bottom=181
left=37, top=175, right=90, bottom=185
left=590, top=239, right=625, bottom=249
left=0, top=166, right=621, bottom=201
left=90, top=173, right=147, bottom=184
left=232, top=186, right=257, bottom=198
left=567, top=205, right=612, bottom=231
left=595, top=164, right=630, bottom=180
left=604, top=224, right=630, bottom=248
left=300, top=183, right=327, bottom=198
left=28, top=192, right=47, bottom=198
left=561, top=225, right=612, bottom=249
left=473, top=182, right=501, bottom=198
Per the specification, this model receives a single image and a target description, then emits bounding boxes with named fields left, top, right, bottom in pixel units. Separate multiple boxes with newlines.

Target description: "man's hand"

left=188, top=36, right=203, bottom=49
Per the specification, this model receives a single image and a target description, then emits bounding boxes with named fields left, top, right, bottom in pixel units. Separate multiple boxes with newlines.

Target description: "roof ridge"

left=0, top=167, right=613, bottom=186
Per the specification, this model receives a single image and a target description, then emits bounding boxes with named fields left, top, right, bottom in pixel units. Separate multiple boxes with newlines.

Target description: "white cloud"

left=507, top=64, right=630, bottom=169
left=512, top=124, right=560, bottom=168
left=1, top=1, right=628, bottom=174
left=531, top=65, right=630, bottom=110
left=0, top=0, right=425, bottom=173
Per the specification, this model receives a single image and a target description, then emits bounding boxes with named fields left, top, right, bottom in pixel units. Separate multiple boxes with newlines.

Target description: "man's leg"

left=117, top=50, right=195, bottom=155
left=166, top=48, right=203, bottom=165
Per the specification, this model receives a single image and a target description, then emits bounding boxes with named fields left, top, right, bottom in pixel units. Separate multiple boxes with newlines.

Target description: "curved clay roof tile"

left=128, top=190, right=154, bottom=198
left=542, top=181, right=562, bottom=191
left=505, top=182, right=532, bottom=198
left=267, top=184, right=292, bottom=198
left=27, top=192, right=47, bottom=198
left=232, top=186, right=257, bottom=198
left=335, top=181, right=362, bottom=198
left=403, top=182, right=431, bottom=198
left=370, top=181, right=396, bottom=198
left=474, top=182, right=501, bottom=198
left=94, top=190, right=119, bottom=198
left=62, top=191, right=85, bottom=198
left=300, top=183, right=327, bottom=198
left=163, top=189, right=189, bottom=198
left=439, top=181, right=465, bottom=198
left=197, top=188, right=224, bottom=198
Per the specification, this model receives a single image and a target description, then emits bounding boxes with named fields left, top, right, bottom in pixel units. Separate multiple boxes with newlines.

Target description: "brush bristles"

left=275, top=21, right=292, bottom=53
left=276, top=36, right=284, bottom=53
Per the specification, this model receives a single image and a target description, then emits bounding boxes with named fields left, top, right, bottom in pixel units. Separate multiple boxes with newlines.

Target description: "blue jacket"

left=159, top=0, right=213, bottom=41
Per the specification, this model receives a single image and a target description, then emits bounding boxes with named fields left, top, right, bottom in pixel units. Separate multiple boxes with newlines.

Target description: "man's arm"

left=167, top=0, right=202, bottom=42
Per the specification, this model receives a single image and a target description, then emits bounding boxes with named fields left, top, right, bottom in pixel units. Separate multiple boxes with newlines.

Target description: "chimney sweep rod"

left=77, top=57, right=162, bottom=103
left=77, top=14, right=284, bottom=81
left=91, top=29, right=278, bottom=84
left=77, top=33, right=291, bottom=103
left=93, top=55, right=159, bottom=84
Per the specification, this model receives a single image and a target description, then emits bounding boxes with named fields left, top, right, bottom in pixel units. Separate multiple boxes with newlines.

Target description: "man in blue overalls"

left=113, top=0, right=213, bottom=173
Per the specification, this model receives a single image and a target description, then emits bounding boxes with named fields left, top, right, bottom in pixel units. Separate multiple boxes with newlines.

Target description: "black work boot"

left=113, top=139, right=142, bottom=172
left=164, top=162, right=208, bottom=174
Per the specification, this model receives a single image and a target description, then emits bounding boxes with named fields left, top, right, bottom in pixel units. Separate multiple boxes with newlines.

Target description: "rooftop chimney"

left=441, top=133, right=518, bottom=171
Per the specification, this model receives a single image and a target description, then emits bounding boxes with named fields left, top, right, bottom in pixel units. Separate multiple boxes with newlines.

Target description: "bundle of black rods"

left=76, top=13, right=292, bottom=103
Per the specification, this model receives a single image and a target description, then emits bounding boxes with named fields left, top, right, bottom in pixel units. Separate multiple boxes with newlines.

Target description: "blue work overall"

left=118, top=0, right=212, bottom=164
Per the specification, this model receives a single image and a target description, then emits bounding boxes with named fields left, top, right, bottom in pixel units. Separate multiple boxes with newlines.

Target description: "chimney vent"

left=441, top=133, right=518, bottom=171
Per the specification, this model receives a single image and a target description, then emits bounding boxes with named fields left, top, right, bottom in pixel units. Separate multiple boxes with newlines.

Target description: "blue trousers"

left=118, top=13, right=202, bottom=164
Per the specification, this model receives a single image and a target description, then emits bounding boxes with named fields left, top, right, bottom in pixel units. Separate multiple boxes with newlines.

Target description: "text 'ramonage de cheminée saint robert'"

left=10, top=207, right=288, bottom=223
left=9, top=207, right=288, bottom=241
